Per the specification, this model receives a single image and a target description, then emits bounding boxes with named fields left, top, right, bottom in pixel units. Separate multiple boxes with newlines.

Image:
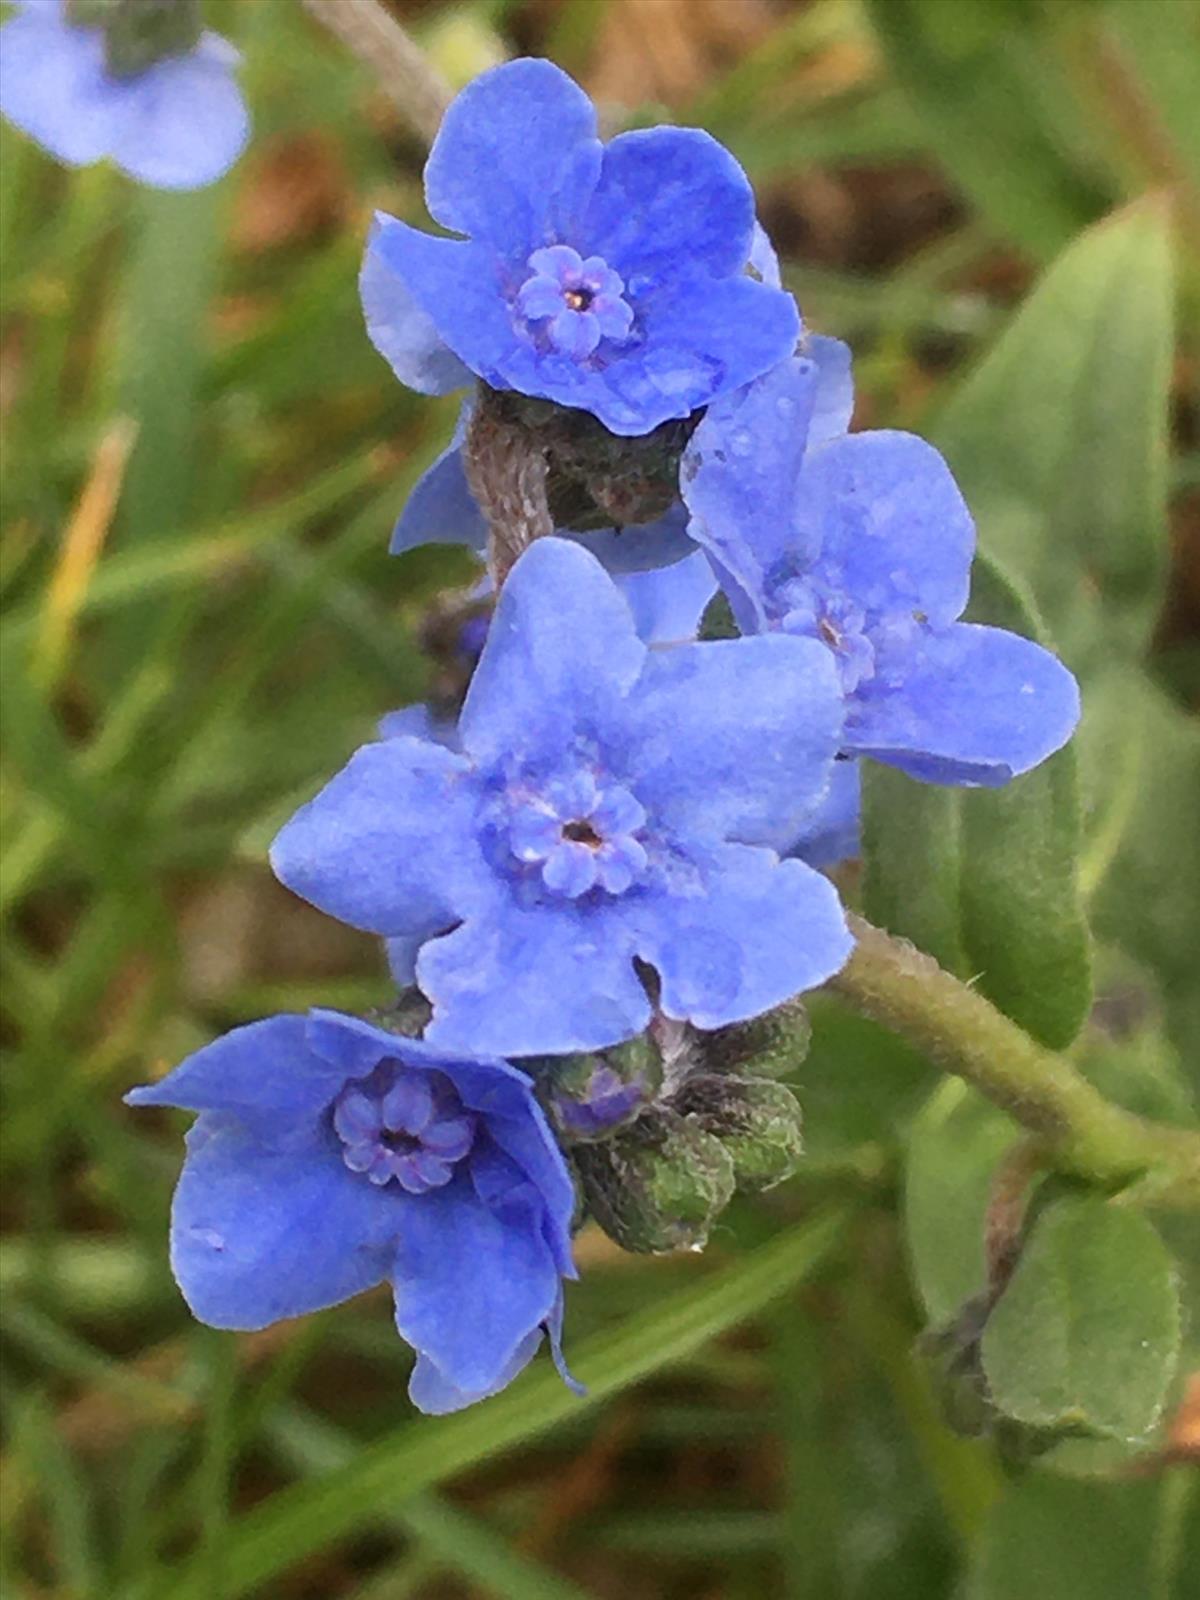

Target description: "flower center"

left=333, top=1063, right=476, bottom=1193
left=515, top=245, right=635, bottom=361
left=502, top=769, right=650, bottom=900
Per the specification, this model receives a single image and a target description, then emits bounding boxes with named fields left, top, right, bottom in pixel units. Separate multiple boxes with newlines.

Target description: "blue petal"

left=457, top=538, right=645, bottom=768
left=805, top=334, right=855, bottom=447
left=360, top=214, right=476, bottom=397
left=845, top=622, right=1081, bottom=785
left=798, top=431, right=974, bottom=628
left=472, top=1127, right=576, bottom=1279
left=418, top=902, right=649, bottom=1057
left=390, top=405, right=486, bottom=555
left=632, top=844, right=852, bottom=1029
left=621, top=632, right=844, bottom=853
left=423, top=58, right=602, bottom=256
left=789, top=759, right=861, bottom=868
left=408, top=1329, right=543, bottom=1414
left=269, top=738, right=494, bottom=939
left=681, top=356, right=820, bottom=629
left=391, top=1175, right=562, bottom=1401
left=616, top=271, right=801, bottom=433
left=166, top=1117, right=395, bottom=1329
left=616, top=551, right=718, bottom=646
left=126, top=1015, right=346, bottom=1147
left=584, top=126, right=755, bottom=279
left=106, top=35, right=248, bottom=189
left=575, top=502, right=696, bottom=575
left=0, top=8, right=117, bottom=166
left=377, top=703, right=460, bottom=748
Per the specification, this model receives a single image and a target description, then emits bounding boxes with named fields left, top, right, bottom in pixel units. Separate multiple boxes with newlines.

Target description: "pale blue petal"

left=458, top=539, right=645, bottom=767
left=798, top=431, right=974, bottom=628
left=680, top=356, right=819, bottom=629
left=846, top=622, right=1081, bottom=785
left=0, top=9, right=116, bottom=165
left=571, top=503, right=696, bottom=575
left=360, top=214, right=478, bottom=395
left=789, top=759, right=861, bottom=868
left=107, top=37, right=247, bottom=189
left=614, top=553, right=720, bottom=646
left=408, top=1329, right=543, bottom=1414
left=805, top=334, right=854, bottom=447
left=621, top=633, right=844, bottom=852
left=748, top=220, right=782, bottom=287
left=269, top=738, right=493, bottom=938
left=389, top=404, right=486, bottom=554
left=423, top=57, right=602, bottom=255
left=632, top=844, right=852, bottom=1029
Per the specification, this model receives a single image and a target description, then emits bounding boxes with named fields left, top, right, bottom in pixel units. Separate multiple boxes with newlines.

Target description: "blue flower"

left=271, top=538, right=852, bottom=1058
left=682, top=358, right=1081, bottom=785
left=359, top=57, right=799, bottom=436
left=790, top=759, right=861, bottom=869
left=0, top=0, right=247, bottom=189
left=126, top=1010, right=578, bottom=1414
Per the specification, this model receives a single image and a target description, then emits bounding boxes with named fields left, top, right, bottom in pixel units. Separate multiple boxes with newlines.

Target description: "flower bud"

left=542, top=1036, right=662, bottom=1142
left=695, top=1002, right=812, bottom=1080
left=674, top=1075, right=805, bottom=1193
left=574, top=1110, right=735, bottom=1253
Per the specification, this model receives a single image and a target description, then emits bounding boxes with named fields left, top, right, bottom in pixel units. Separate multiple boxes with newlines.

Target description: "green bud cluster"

left=558, top=1008, right=810, bottom=1254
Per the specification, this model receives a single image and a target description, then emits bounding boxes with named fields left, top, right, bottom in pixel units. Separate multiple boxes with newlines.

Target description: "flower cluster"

left=128, top=59, right=1081, bottom=1413
left=0, top=0, right=247, bottom=190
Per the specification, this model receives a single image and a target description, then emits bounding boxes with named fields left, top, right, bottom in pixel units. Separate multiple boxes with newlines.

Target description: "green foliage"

left=935, top=201, right=1174, bottom=672
left=3, top=0, right=1199, bottom=1594
left=981, top=1195, right=1181, bottom=1444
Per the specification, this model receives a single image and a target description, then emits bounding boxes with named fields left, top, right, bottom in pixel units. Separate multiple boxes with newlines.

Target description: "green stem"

left=829, top=916, right=1200, bottom=1208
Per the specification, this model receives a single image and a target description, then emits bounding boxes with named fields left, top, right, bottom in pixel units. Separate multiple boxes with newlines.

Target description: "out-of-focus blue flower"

left=271, top=538, right=851, bottom=1058
left=392, top=402, right=698, bottom=576
left=0, top=1, right=248, bottom=189
left=360, top=57, right=799, bottom=436
left=126, top=1010, right=578, bottom=1414
left=682, top=358, right=1080, bottom=786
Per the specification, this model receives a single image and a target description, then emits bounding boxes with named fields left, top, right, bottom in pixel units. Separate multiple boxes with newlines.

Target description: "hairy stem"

left=830, top=915, right=1200, bottom=1208
left=302, top=0, right=451, bottom=146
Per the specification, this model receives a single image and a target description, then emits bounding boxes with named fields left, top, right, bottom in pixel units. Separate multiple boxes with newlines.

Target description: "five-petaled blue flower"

left=0, top=0, right=248, bottom=190
left=126, top=1009, right=578, bottom=1414
left=681, top=358, right=1081, bottom=785
left=271, top=538, right=852, bottom=1058
left=360, top=57, right=800, bottom=436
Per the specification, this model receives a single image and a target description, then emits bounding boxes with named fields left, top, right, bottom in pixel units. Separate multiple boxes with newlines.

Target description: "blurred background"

left=1, top=1, right=1197, bottom=1596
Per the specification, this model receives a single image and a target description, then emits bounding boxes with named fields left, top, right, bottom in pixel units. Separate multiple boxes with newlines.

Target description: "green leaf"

left=861, top=556, right=1091, bottom=1048
left=861, top=766, right=965, bottom=975
left=905, top=1081, right=1019, bottom=1325
left=132, top=1211, right=844, bottom=1600
left=966, top=1473, right=1186, bottom=1600
left=957, top=556, right=1092, bottom=1047
left=935, top=201, right=1174, bottom=670
left=1090, top=675, right=1200, bottom=1079
left=981, top=1194, right=1181, bottom=1443
left=864, top=0, right=1109, bottom=258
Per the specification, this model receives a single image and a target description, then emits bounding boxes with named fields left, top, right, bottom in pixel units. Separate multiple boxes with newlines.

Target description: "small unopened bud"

left=696, top=1002, right=811, bottom=1080
left=674, top=1076, right=804, bottom=1193
left=544, top=1036, right=661, bottom=1142
left=575, top=1110, right=735, bottom=1253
